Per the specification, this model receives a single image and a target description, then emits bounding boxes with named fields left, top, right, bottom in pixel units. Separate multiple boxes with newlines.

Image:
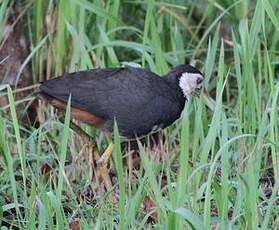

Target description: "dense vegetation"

left=0, top=0, right=278, bottom=229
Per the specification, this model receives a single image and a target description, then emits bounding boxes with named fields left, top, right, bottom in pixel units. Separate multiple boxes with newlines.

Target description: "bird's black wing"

left=40, top=67, right=161, bottom=118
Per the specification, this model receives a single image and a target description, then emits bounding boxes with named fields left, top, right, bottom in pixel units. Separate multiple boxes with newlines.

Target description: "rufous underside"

left=40, top=93, right=106, bottom=129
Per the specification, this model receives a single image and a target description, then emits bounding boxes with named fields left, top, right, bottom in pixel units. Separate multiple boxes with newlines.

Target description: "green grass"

left=0, top=0, right=279, bottom=229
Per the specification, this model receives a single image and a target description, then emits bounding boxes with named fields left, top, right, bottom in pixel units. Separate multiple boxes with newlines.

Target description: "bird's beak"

left=194, top=76, right=204, bottom=96
left=193, top=85, right=203, bottom=97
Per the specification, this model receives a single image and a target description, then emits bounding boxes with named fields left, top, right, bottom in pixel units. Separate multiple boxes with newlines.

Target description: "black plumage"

left=39, top=65, right=201, bottom=139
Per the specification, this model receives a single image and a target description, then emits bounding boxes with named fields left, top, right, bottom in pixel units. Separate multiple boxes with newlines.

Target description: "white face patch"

left=179, top=72, right=203, bottom=98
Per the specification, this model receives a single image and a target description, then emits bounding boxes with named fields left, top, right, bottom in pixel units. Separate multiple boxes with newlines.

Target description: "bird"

left=38, top=64, right=204, bottom=190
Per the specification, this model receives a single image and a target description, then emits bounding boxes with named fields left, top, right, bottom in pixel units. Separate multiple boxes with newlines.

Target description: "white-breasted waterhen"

left=38, top=65, right=204, bottom=192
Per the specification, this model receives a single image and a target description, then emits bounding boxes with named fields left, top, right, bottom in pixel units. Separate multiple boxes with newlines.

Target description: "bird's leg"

left=68, top=120, right=96, bottom=147
left=58, top=116, right=114, bottom=197
left=58, top=115, right=95, bottom=145
left=61, top=119, right=99, bottom=181
left=69, top=122, right=113, bottom=189
left=96, top=143, right=115, bottom=190
left=97, top=143, right=115, bottom=166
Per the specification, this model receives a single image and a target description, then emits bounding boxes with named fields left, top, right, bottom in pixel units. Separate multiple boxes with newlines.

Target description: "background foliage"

left=0, top=0, right=278, bottom=229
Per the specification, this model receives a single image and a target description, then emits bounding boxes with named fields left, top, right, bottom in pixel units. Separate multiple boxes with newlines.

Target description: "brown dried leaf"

left=140, top=196, right=158, bottom=224
left=69, top=218, right=81, bottom=230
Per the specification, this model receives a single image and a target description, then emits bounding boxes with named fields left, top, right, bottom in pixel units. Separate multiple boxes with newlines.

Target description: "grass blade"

left=113, top=121, right=126, bottom=229
left=56, top=95, right=71, bottom=202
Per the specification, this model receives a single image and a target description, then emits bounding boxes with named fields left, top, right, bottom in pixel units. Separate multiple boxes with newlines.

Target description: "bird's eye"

left=196, top=77, right=203, bottom=84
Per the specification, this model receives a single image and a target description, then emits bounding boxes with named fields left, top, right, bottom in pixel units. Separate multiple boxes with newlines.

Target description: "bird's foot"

left=96, top=143, right=117, bottom=203
left=96, top=143, right=115, bottom=165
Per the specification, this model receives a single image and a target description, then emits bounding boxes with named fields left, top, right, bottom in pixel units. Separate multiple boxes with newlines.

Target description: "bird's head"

left=165, top=65, right=204, bottom=98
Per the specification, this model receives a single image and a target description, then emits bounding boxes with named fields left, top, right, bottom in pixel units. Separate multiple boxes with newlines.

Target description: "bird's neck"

left=163, top=73, right=186, bottom=105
